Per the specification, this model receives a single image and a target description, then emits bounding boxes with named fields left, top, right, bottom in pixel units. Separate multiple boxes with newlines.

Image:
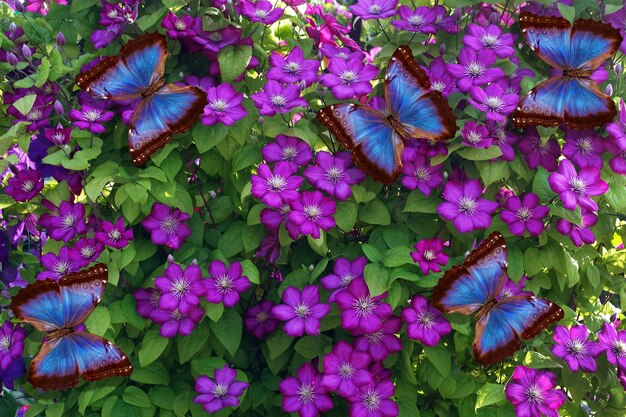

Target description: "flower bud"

left=53, top=100, right=64, bottom=115
left=297, top=79, right=307, bottom=91
left=308, top=264, right=314, bottom=272
left=438, top=43, right=446, bottom=56
left=489, top=11, right=500, bottom=25
left=191, top=258, right=198, bottom=266
left=257, top=116, right=264, bottom=125
left=452, top=6, right=462, bottom=22
left=14, top=1, right=25, bottom=12
left=605, top=84, right=613, bottom=96
left=6, top=52, right=18, bottom=66
left=167, top=254, right=175, bottom=264
left=616, top=63, right=623, bottom=75
left=208, top=190, right=217, bottom=199
left=56, top=32, right=65, bottom=46
left=21, top=44, right=31, bottom=59
left=9, top=22, right=17, bottom=33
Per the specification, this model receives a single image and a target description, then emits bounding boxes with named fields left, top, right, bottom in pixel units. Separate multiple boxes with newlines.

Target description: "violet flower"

left=250, top=81, right=307, bottom=116
left=353, top=316, right=403, bottom=361
left=321, top=341, right=374, bottom=397
left=241, top=0, right=284, bottom=24
left=245, top=301, right=279, bottom=339
left=280, top=362, right=333, bottom=417
left=350, top=0, right=398, bottom=20
left=335, top=278, right=392, bottom=334
left=202, top=83, right=247, bottom=126
left=38, top=200, right=87, bottom=242
left=141, top=203, right=192, bottom=251
left=0, top=321, right=25, bottom=370
left=155, top=263, right=206, bottom=314
left=437, top=178, right=499, bottom=233
left=446, top=48, right=504, bottom=93
left=251, top=162, right=303, bottom=209
left=151, top=305, right=204, bottom=338
left=432, top=5, right=459, bottom=33
left=38, top=246, right=77, bottom=281
left=4, top=170, right=43, bottom=202
left=548, top=160, right=608, bottom=212
left=424, top=57, right=454, bottom=97
left=69, top=237, right=104, bottom=268
left=320, top=58, right=379, bottom=100
left=320, top=256, right=367, bottom=302
left=392, top=6, right=437, bottom=34
left=272, top=285, right=329, bottom=336
left=303, top=151, right=365, bottom=200
left=469, top=83, right=518, bottom=123
left=162, top=12, right=200, bottom=39
left=551, top=324, right=602, bottom=373
left=288, top=191, right=336, bottom=239
left=69, top=103, right=114, bottom=134
left=262, top=134, right=313, bottom=169
left=499, top=192, right=549, bottom=237
left=194, top=365, right=249, bottom=413
left=598, top=322, right=626, bottom=370
left=605, top=7, right=626, bottom=54
left=497, top=276, right=533, bottom=300
left=555, top=210, right=597, bottom=247
left=267, top=46, right=319, bottom=86
left=505, top=366, right=566, bottom=417
left=463, top=23, right=515, bottom=58
left=349, top=380, right=399, bottom=417
left=400, top=147, right=443, bottom=195
left=518, top=128, right=561, bottom=172
left=260, top=205, right=300, bottom=240
left=134, top=288, right=161, bottom=319
left=607, top=99, right=626, bottom=144
left=411, top=238, right=449, bottom=275
left=205, top=260, right=250, bottom=308
left=562, top=129, right=604, bottom=169
left=402, top=295, right=451, bottom=346
left=95, top=217, right=133, bottom=249
left=461, top=121, right=492, bottom=149
left=195, top=26, right=242, bottom=54
left=487, top=121, right=517, bottom=161
left=44, top=123, right=72, bottom=146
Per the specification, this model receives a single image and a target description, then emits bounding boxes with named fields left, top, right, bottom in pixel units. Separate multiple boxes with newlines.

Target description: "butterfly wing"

left=519, top=13, right=572, bottom=70
left=431, top=232, right=507, bottom=315
left=10, top=279, right=65, bottom=332
left=128, top=83, right=207, bottom=165
left=58, top=263, right=108, bottom=328
left=75, top=32, right=167, bottom=100
left=71, top=332, right=132, bottom=383
left=317, top=103, right=403, bottom=183
left=385, top=45, right=457, bottom=141
left=28, top=335, right=80, bottom=390
left=474, top=296, right=564, bottom=365
left=570, top=18, right=623, bottom=70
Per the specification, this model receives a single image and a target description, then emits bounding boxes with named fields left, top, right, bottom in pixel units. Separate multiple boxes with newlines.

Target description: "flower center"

left=297, top=383, right=316, bottom=404
left=293, top=303, right=310, bottom=319
left=368, top=5, right=381, bottom=14
left=209, top=32, right=222, bottom=42
left=485, top=96, right=503, bottom=111
left=612, top=341, right=626, bottom=358
left=524, top=384, right=544, bottom=404
left=108, top=229, right=121, bottom=241
left=160, top=215, right=179, bottom=234
left=172, top=278, right=189, bottom=298
left=465, top=62, right=485, bottom=77
left=27, top=109, right=43, bottom=121
left=83, top=109, right=102, bottom=122
left=175, top=19, right=186, bottom=30
left=340, top=70, right=358, bottom=85
left=367, top=330, right=384, bottom=344
left=0, top=336, right=12, bottom=353
left=215, top=275, right=234, bottom=293
left=80, top=246, right=96, bottom=259
left=458, top=196, right=477, bottom=215
left=256, top=311, right=269, bottom=324
left=271, top=94, right=287, bottom=107
left=53, top=260, right=72, bottom=275
left=408, top=14, right=425, bottom=27
left=211, top=383, right=229, bottom=399
left=210, top=99, right=228, bottom=112
left=284, top=61, right=300, bottom=74
left=266, top=175, right=287, bottom=192
left=481, top=34, right=500, bottom=47
left=466, top=130, right=483, bottom=144
left=353, top=296, right=375, bottom=317
left=107, top=9, right=118, bottom=18
left=254, top=9, right=269, bottom=18
left=362, top=388, right=381, bottom=411
left=431, top=81, right=447, bottom=92
left=21, top=180, right=35, bottom=192
left=281, top=145, right=298, bottom=161
left=423, top=250, right=436, bottom=261
left=338, top=362, right=356, bottom=379
left=516, top=207, right=533, bottom=222
left=576, top=137, right=593, bottom=155
left=566, top=339, right=585, bottom=356
left=531, top=138, right=549, bottom=155
left=418, top=311, right=435, bottom=328
left=339, top=273, right=354, bottom=287
left=52, top=132, right=66, bottom=143
left=325, top=166, right=344, bottom=183
left=303, top=205, right=322, bottom=221
left=414, top=166, right=431, bottom=182
left=62, top=214, right=77, bottom=229
left=569, top=177, right=586, bottom=195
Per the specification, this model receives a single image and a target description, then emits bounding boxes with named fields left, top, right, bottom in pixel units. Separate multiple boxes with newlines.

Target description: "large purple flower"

left=551, top=324, right=602, bottom=373
left=548, top=160, right=608, bottom=212
left=518, top=128, right=561, bottom=172
left=38, top=246, right=78, bottom=281
left=335, top=278, right=392, bottom=334
left=194, top=365, right=249, bottom=414
left=141, top=203, right=192, bottom=250
left=245, top=301, right=279, bottom=339
left=411, top=238, right=449, bottom=275
left=155, top=263, right=205, bottom=314
left=95, top=217, right=133, bottom=249
left=195, top=26, right=242, bottom=53
left=201, top=83, right=247, bottom=126
left=304, top=151, right=365, bottom=200
left=562, top=129, right=604, bottom=169
left=267, top=46, right=319, bottom=86
left=162, top=12, right=199, bottom=39
left=460, top=121, right=492, bottom=149
left=555, top=210, right=597, bottom=247
left=424, top=56, right=454, bottom=97
left=350, top=0, right=398, bottom=20
left=505, top=366, right=566, bottom=417
left=607, top=99, right=626, bottom=144
left=392, top=6, right=437, bottom=33
left=320, top=256, right=367, bottom=302
left=69, top=237, right=105, bottom=268
left=349, top=380, right=399, bottom=417
left=4, top=170, right=43, bottom=202
left=280, top=362, right=333, bottom=417
left=250, top=81, right=307, bottom=116
left=499, top=192, right=549, bottom=237
left=598, top=322, right=626, bottom=370
left=320, top=57, right=379, bottom=100
left=0, top=321, right=25, bottom=370
left=205, top=260, right=250, bottom=308
left=69, top=102, right=114, bottom=134
left=469, top=83, right=518, bottom=123
left=39, top=200, right=87, bottom=242
left=402, top=295, right=451, bottom=347
left=272, top=285, right=329, bottom=337
left=437, top=179, right=498, bottom=233
left=400, top=147, right=443, bottom=195
left=151, top=305, right=204, bottom=338
left=262, top=135, right=312, bottom=169
left=353, top=316, right=402, bottom=361
left=463, top=24, right=515, bottom=58
left=252, top=162, right=303, bottom=209
left=288, top=191, right=336, bottom=239
left=321, top=341, right=374, bottom=397
left=241, top=0, right=284, bottom=25
left=446, top=48, right=504, bottom=93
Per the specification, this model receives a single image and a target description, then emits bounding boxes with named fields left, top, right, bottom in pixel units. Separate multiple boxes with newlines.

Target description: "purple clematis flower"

left=598, top=322, right=626, bottom=370
left=350, top=0, right=398, bottom=20
left=607, top=98, right=626, bottom=143
left=44, top=123, right=72, bottom=146
left=151, top=305, right=204, bottom=338
left=469, top=83, right=518, bottom=123
left=424, top=57, right=454, bottom=97
left=260, top=204, right=300, bottom=240
left=562, top=129, right=604, bottom=169
left=411, top=238, right=449, bottom=275
left=400, top=147, right=443, bottom=195
left=195, top=26, right=242, bottom=53
left=69, top=237, right=105, bottom=268
left=272, top=285, right=330, bottom=337
left=353, top=316, right=403, bottom=361
left=262, top=135, right=312, bottom=169
left=350, top=380, right=399, bottom=417
left=303, top=151, right=365, bottom=200
left=251, top=162, right=303, bottom=209
left=548, top=160, right=608, bottom=212
left=607, top=135, right=626, bottom=175
left=39, top=200, right=87, bottom=242
left=251, top=81, right=308, bottom=116
left=141, top=203, right=192, bottom=250
left=201, top=83, right=247, bottom=126
left=134, top=288, right=161, bottom=319
left=487, top=121, right=517, bottom=161
left=551, top=324, right=602, bottom=373
left=288, top=191, right=336, bottom=239
left=437, top=178, right=498, bottom=233
left=499, top=192, right=549, bottom=237
left=267, top=46, right=319, bottom=86
left=604, top=7, right=626, bottom=54
left=320, top=256, right=367, bottom=302
left=335, top=278, right=392, bottom=334
left=205, top=260, right=250, bottom=308
left=497, top=276, right=533, bottom=300
left=280, top=362, right=333, bottom=417
left=432, top=5, right=459, bottom=34
left=194, top=365, right=249, bottom=414
left=38, top=246, right=77, bottom=281
left=463, top=23, right=516, bottom=58
left=446, top=48, right=504, bottom=93
left=245, top=301, right=279, bottom=339
left=461, top=121, right=492, bottom=149
left=69, top=102, right=114, bottom=134
left=555, top=210, right=597, bottom=247
left=241, top=0, right=284, bottom=24
left=4, top=170, right=43, bottom=202
left=155, top=262, right=206, bottom=314
left=321, top=57, right=379, bottom=100
left=0, top=357, right=25, bottom=390
left=321, top=341, right=374, bottom=398
left=0, top=321, right=25, bottom=370
left=95, top=217, right=133, bottom=249
left=392, top=6, right=437, bottom=34
left=162, top=12, right=199, bottom=39
left=402, top=295, right=451, bottom=347
left=518, top=128, right=561, bottom=172
left=505, top=366, right=566, bottom=417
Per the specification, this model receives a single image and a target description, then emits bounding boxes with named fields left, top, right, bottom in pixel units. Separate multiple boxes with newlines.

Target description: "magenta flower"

left=161, top=12, right=199, bottom=39
left=487, top=121, right=517, bottom=161
left=69, top=103, right=114, bottom=134
left=350, top=380, right=399, bottom=417
left=241, top=0, right=284, bottom=24
left=607, top=99, right=626, bottom=144
left=288, top=191, right=336, bottom=239
left=141, top=203, right=192, bottom=250
left=320, top=44, right=366, bottom=62
left=38, top=246, right=77, bottom=281
left=518, top=128, right=561, bottom=172
left=280, top=362, right=333, bottom=417
left=272, top=285, right=329, bottom=336
left=7, top=96, right=52, bottom=131
left=551, top=325, right=602, bottom=373
left=250, top=81, right=307, bottom=116
left=350, top=0, right=398, bottom=20
left=607, top=135, right=626, bottom=175
left=320, top=58, right=379, bottom=100
left=437, top=179, right=498, bottom=233
left=245, top=301, right=279, bottom=339
left=469, top=83, right=518, bottom=123
left=497, top=276, right=533, bottom=300
left=39, top=200, right=87, bottom=242
left=411, top=238, right=449, bottom=275
left=201, top=83, right=247, bottom=126
left=194, top=365, right=249, bottom=414
left=320, top=256, right=367, bottom=302
left=151, top=305, right=204, bottom=338
left=499, top=192, right=549, bottom=237
left=463, top=24, right=515, bottom=58
left=0, top=321, right=25, bottom=370
left=260, top=205, right=300, bottom=240
left=134, top=288, right=161, bottom=319
left=598, top=322, right=626, bottom=370
left=304, top=151, right=365, bottom=200
left=555, top=210, right=597, bottom=247
left=44, top=123, right=72, bottom=145
left=605, top=7, right=626, bottom=54
left=262, top=135, right=312, bottom=169
left=562, top=129, right=604, bottom=169
left=205, top=260, right=250, bottom=308
left=335, top=278, right=392, bottom=334
left=4, top=170, right=43, bottom=202
left=400, top=147, right=443, bottom=195
left=321, top=341, right=374, bottom=397
left=402, top=295, right=451, bottom=347
left=505, top=366, right=566, bottom=417
left=353, top=316, right=403, bottom=361
left=267, top=46, right=319, bottom=86
left=424, top=56, right=454, bottom=97
left=446, top=48, right=504, bottom=93
left=69, top=237, right=104, bottom=268
left=155, top=263, right=205, bottom=314
left=195, top=26, right=242, bottom=53
left=392, top=6, right=437, bottom=34
left=251, top=162, right=303, bottom=208
left=432, top=5, right=459, bottom=33
left=548, top=160, right=608, bottom=212
left=461, top=121, right=492, bottom=149
left=95, top=217, right=133, bottom=249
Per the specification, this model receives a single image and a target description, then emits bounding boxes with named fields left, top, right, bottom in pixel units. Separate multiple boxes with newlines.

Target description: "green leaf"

left=456, top=145, right=502, bottom=161
left=532, top=167, right=556, bottom=201
left=123, top=386, right=152, bottom=408
left=138, top=329, right=169, bottom=367
left=364, top=263, right=389, bottom=296
left=266, top=330, right=293, bottom=360
left=383, top=246, right=413, bottom=268
left=424, top=346, right=451, bottom=378
left=218, top=222, right=245, bottom=257
left=193, top=123, right=229, bottom=153
left=294, top=336, right=330, bottom=359
left=403, top=191, right=440, bottom=214
left=12, top=94, right=37, bottom=116
left=34, top=56, right=51, bottom=87
left=149, top=386, right=176, bottom=411
left=240, top=259, right=260, bottom=284
left=71, top=0, right=99, bottom=13
left=131, top=362, right=170, bottom=385
left=523, top=351, right=562, bottom=369
left=25, top=403, right=45, bottom=417
left=335, top=201, right=358, bottom=231
left=557, top=3, right=575, bottom=23
left=549, top=205, right=581, bottom=224
left=48, top=48, right=66, bottom=81
left=362, top=243, right=383, bottom=263
left=178, top=320, right=209, bottom=364
left=476, top=160, right=509, bottom=186
left=359, top=199, right=391, bottom=225
left=232, top=143, right=261, bottom=171
left=0, top=391, right=18, bottom=417
left=475, top=383, right=506, bottom=411
left=307, top=232, right=328, bottom=257
left=587, top=264, right=600, bottom=289
left=218, top=44, right=252, bottom=83
left=136, top=6, right=167, bottom=31
left=45, top=402, right=64, bottom=417
left=84, top=306, right=110, bottom=336
left=209, top=309, right=242, bottom=356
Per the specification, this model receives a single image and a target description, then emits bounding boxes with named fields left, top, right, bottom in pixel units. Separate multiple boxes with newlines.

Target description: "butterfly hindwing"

left=58, top=263, right=108, bottom=328
left=70, top=332, right=132, bottom=382
left=28, top=335, right=80, bottom=390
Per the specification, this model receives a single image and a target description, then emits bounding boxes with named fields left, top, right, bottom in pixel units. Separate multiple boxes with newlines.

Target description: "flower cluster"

left=0, top=321, right=26, bottom=390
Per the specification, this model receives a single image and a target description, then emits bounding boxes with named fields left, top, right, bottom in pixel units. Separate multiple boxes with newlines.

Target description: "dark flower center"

left=414, top=166, right=431, bottom=182
left=0, top=335, right=13, bottom=353
left=612, top=340, right=626, bottom=358
left=21, top=180, right=34, bottom=192
left=565, top=339, right=585, bottom=356
left=367, top=330, right=384, bottom=345
left=340, top=273, right=354, bottom=287
left=338, top=362, right=356, bottom=379
left=524, top=384, right=544, bottom=404
left=62, top=214, right=77, bottom=229
left=575, top=137, right=593, bottom=155
left=516, top=207, right=533, bottom=223
left=256, top=311, right=269, bottom=324
left=281, top=146, right=298, bottom=161
left=325, top=166, right=344, bottom=183
left=418, top=311, right=435, bottom=329
left=160, top=215, right=179, bottom=234
left=458, top=196, right=477, bottom=215
left=353, top=296, right=375, bottom=317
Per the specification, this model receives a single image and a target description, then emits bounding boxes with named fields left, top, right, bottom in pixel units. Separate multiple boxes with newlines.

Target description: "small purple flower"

left=605, top=7, right=626, bottom=54
left=518, top=128, right=561, bottom=172
left=555, top=210, right=597, bottom=247
left=288, top=191, right=336, bottom=239
left=304, top=151, right=365, bottom=200
left=205, top=260, right=250, bottom=308
left=505, top=366, right=566, bottom=417
left=69, top=103, right=114, bottom=134
left=141, top=203, right=192, bottom=250
left=411, top=238, right=449, bottom=275
left=335, top=278, right=392, bottom=334
left=551, top=325, right=602, bottom=373
left=267, top=46, right=319, bottom=86
left=250, top=81, right=307, bottom=116
left=461, top=121, right=492, bottom=149
left=320, top=58, right=379, bottom=100
left=39, top=200, right=87, bottom=242
left=607, top=99, right=626, bottom=144
left=321, top=341, right=374, bottom=397
left=95, top=217, right=133, bottom=249
left=607, top=134, right=626, bottom=175
left=251, top=162, right=303, bottom=209
left=155, top=263, right=206, bottom=314
left=0, top=321, right=25, bottom=370
left=432, top=5, right=459, bottom=34
left=7, top=96, right=52, bottom=132
left=400, top=147, right=443, bottom=195
left=446, top=48, right=504, bottom=93
left=151, top=305, right=204, bottom=338
left=424, top=57, right=454, bottom=97
left=241, top=0, right=284, bottom=24
left=262, top=135, right=312, bottom=169
left=437, top=179, right=498, bottom=233
left=320, top=44, right=365, bottom=62
left=44, top=123, right=72, bottom=146
left=280, top=362, right=333, bottom=417
left=349, top=380, right=399, bottom=417
left=392, top=6, right=437, bottom=34
left=320, top=256, right=367, bottom=302
left=499, top=192, right=549, bottom=237
left=38, top=246, right=77, bottom=281
left=402, top=295, right=451, bottom=346
left=463, top=24, right=515, bottom=58
left=562, top=129, right=604, bottom=169
left=260, top=205, right=299, bottom=239
left=69, top=237, right=104, bottom=268
left=4, top=170, right=43, bottom=202
left=201, top=83, right=247, bottom=126
left=195, top=26, right=242, bottom=54
left=162, top=12, right=199, bottom=39
left=245, top=301, right=279, bottom=339
left=487, top=121, right=517, bottom=162
left=497, top=276, right=533, bottom=300
left=598, top=322, right=626, bottom=370
left=548, top=160, right=608, bottom=212
left=469, top=83, right=518, bottom=123
left=272, top=285, right=329, bottom=336
left=134, top=288, right=161, bottom=319
left=353, top=316, right=402, bottom=361
left=194, top=365, right=249, bottom=414
left=350, top=0, right=398, bottom=20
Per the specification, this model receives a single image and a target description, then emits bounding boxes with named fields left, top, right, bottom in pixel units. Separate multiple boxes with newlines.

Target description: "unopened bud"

left=438, top=43, right=446, bottom=56
left=14, top=1, right=25, bottom=12
left=610, top=313, right=618, bottom=322
left=605, top=84, right=614, bottom=96
left=616, top=63, right=622, bottom=75
left=53, top=99, right=64, bottom=115
left=257, top=116, right=264, bottom=125
left=167, top=254, right=175, bottom=264
left=208, top=190, right=217, bottom=199
left=489, top=11, right=500, bottom=25
left=9, top=22, right=17, bottom=33
left=452, top=6, right=462, bottom=22
left=6, top=52, right=18, bottom=66
left=308, top=264, right=314, bottom=272
left=21, top=44, right=31, bottom=59
left=56, top=32, right=65, bottom=46
left=62, top=144, right=71, bottom=154
left=191, top=258, right=198, bottom=266
left=297, top=79, right=307, bottom=91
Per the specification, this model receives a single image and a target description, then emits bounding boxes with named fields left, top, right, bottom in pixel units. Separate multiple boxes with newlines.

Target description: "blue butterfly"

left=513, top=12, right=622, bottom=129
left=76, top=33, right=206, bottom=165
left=317, top=45, right=457, bottom=183
left=431, top=232, right=563, bottom=365
left=10, top=264, right=132, bottom=390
